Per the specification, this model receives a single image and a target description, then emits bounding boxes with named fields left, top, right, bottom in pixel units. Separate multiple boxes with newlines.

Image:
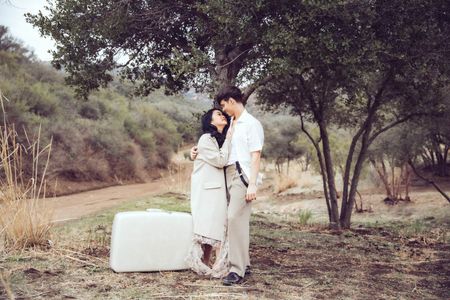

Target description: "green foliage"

left=262, top=115, right=305, bottom=167
left=25, top=0, right=290, bottom=97
left=124, top=101, right=183, bottom=168
left=370, top=94, right=450, bottom=177
left=79, top=100, right=107, bottom=120
left=369, top=124, right=422, bottom=167
left=149, top=93, right=206, bottom=144
left=27, top=83, right=59, bottom=117
left=256, top=0, right=450, bottom=228
left=0, top=26, right=205, bottom=182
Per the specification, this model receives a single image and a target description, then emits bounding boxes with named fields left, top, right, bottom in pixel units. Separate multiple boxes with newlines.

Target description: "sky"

left=0, top=0, right=55, bottom=61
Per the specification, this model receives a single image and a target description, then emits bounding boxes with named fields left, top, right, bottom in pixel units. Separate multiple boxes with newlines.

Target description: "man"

left=191, top=86, right=264, bottom=285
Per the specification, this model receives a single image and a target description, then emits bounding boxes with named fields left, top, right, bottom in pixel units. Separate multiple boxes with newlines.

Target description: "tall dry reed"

left=274, top=173, right=298, bottom=194
left=0, top=269, right=15, bottom=300
left=0, top=91, right=53, bottom=251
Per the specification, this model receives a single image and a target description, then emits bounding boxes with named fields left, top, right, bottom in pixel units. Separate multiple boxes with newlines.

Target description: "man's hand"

left=245, top=183, right=257, bottom=202
left=190, top=146, right=198, bottom=160
left=246, top=151, right=261, bottom=202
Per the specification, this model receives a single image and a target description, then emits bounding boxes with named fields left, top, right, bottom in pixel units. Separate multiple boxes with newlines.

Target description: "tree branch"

left=242, top=74, right=274, bottom=101
left=340, top=69, right=395, bottom=225
left=216, top=48, right=251, bottom=68
left=368, top=113, right=424, bottom=145
left=116, top=44, right=146, bottom=68
left=408, top=160, right=450, bottom=203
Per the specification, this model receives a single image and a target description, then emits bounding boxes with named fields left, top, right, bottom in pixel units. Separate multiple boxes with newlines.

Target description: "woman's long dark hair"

left=201, top=108, right=230, bottom=148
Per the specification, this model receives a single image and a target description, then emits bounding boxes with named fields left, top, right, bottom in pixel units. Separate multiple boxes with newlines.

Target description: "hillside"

left=0, top=26, right=211, bottom=195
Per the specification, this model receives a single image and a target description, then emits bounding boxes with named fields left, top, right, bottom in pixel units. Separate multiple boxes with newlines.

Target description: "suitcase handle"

left=146, top=208, right=172, bottom=214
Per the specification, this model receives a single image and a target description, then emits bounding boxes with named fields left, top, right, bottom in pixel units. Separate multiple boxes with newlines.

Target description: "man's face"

left=219, top=98, right=234, bottom=116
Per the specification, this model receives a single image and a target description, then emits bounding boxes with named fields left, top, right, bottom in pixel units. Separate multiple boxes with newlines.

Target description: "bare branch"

left=408, top=160, right=450, bottom=203
left=216, top=48, right=251, bottom=68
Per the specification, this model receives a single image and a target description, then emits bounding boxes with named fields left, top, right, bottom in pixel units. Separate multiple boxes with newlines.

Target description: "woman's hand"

left=190, top=146, right=198, bottom=160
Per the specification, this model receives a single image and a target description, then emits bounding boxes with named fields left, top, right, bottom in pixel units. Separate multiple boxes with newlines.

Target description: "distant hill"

left=0, top=26, right=213, bottom=195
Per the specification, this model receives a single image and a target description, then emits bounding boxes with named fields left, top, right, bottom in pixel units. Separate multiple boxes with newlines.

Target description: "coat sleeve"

left=197, top=134, right=231, bottom=168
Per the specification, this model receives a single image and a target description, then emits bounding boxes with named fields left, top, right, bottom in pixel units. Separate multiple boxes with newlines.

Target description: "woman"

left=186, top=108, right=233, bottom=278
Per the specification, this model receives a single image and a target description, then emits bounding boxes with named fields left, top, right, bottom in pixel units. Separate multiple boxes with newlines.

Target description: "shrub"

left=274, top=174, right=298, bottom=194
left=298, top=210, right=313, bottom=226
left=79, top=101, right=102, bottom=120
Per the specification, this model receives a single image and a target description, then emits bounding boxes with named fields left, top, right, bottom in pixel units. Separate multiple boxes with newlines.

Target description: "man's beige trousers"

left=225, top=165, right=251, bottom=277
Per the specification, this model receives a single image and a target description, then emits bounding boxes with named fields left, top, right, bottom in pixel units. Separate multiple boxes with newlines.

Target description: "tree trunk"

left=287, top=159, right=290, bottom=175
left=431, top=137, right=447, bottom=177
left=300, top=116, right=332, bottom=222
left=444, top=145, right=449, bottom=165
left=404, top=164, right=411, bottom=201
left=339, top=79, right=389, bottom=227
left=436, top=144, right=449, bottom=177
left=430, top=147, right=436, bottom=167
left=435, top=149, right=445, bottom=176
left=398, top=164, right=404, bottom=200
left=421, top=153, right=431, bottom=168
left=341, top=146, right=370, bottom=228
left=318, top=121, right=340, bottom=229
left=340, top=125, right=367, bottom=223
left=305, top=154, right=311, bottom=171
left=340, top=101, right=380, bottom=228
left=390, top=162, right=397, bottom=199
left=214, top=44, right=252, bottom=91
left=355, top=190, right=364, bottom=212
left=370, top=159, right=392, bottom=199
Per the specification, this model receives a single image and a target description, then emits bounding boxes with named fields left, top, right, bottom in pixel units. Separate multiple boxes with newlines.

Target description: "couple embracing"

left=186, top=86, right=264, bottom=286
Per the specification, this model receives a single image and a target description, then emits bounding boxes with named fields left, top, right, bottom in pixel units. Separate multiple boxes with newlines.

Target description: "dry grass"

left=160, top=159, right=192, bottom=195
left=0, top=269, right=15, bottom=300
left=1, top=194, right=448, bottom=299
left=0, top=92, right=53, bottom=251
left=273, top=173, right=298, bottom=194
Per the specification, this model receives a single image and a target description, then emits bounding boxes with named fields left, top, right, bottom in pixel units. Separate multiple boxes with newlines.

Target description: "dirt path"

left=47, top=180, right=167, bottom=222
left=46, top=148, right=450, bottom=224
left=47, top=156, right=194, bottom=222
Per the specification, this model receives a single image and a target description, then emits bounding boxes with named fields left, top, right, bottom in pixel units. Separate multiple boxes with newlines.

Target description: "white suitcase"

left=110, top=209, right=193, bottom=272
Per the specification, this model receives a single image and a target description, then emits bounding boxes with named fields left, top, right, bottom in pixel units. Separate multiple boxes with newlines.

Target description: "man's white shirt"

left=227, top=109, right=264, bottom=185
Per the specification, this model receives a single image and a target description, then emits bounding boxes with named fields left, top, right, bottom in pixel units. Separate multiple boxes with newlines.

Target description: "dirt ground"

left=2, top=157, right=449, bottom=299
left=1, top=193, right=449, bottom=300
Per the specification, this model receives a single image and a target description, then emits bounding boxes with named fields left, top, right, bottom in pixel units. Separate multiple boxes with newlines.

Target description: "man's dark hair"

left=214, top=86, right=244, bottom=106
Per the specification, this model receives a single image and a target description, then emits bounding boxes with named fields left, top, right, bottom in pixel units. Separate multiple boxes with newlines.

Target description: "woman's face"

left=210, top=110, right=227, bottom=127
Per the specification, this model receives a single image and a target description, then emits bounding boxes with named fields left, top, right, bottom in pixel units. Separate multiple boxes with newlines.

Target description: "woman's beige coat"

left=190, top=133, right=231, bottom=242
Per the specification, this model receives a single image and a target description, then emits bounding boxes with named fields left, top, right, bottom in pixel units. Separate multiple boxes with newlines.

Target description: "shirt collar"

left=235, top=109, right=250, bottom=124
